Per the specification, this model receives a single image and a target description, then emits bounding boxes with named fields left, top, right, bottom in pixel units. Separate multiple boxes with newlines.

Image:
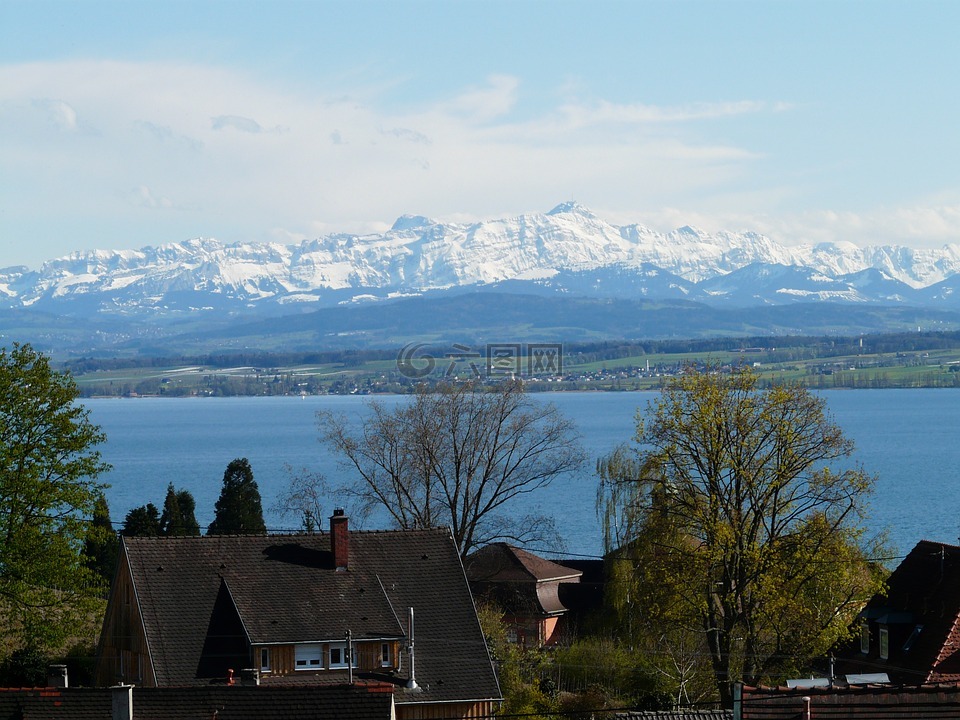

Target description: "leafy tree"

left=84, top=492, right=119, bottom=586
left=319, top=381, right=585, bottom=556
left=475, top=601, right=558, bottom=720
left=121, top=503, right=161, bottom=536
left=207, top=458, right=266, bottom=535
left=0, top=646, right=47, bottom=687
left=597, top=367, right=884, bottom=706
left=160, top=483, right=200, bottom=536
left=0, top=343, right=110, bottom=649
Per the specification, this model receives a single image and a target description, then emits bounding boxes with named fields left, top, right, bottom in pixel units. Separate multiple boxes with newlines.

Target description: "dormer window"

left=381, top=642, right=392, bottom=668
left=295, top=644, right=323, bottom=670
left=260, top=647, right=271, bottom=672
left=860, top=621, right=870, bottom=654
left=879, top=626, right=890, bottom=660
left=329, top=642, right=357, bottom=669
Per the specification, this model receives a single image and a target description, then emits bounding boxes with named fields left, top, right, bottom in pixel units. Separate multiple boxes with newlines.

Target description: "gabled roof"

left=465, top=543, right=583, bottom=584
left=834, top=539, right=960, bottom=684
left=465, top=543, right=583, bottom=617
left=118, top=529, right=500, bottom=705
left=0, top=685, right=393, bottom=720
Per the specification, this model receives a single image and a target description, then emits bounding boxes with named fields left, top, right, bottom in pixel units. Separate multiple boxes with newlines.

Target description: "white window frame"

left=380, top=642, right=392, bottom=668
left=294, top=643, right=324, bottom=671
left=879, top=626, right=889, bottom=660
left=328, top=642, right=357, bottom=669
left=260, top=647, right=271, bottom=672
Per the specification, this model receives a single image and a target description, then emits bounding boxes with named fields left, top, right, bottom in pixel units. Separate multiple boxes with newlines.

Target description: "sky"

left=2, top=0, right=960, bottom=269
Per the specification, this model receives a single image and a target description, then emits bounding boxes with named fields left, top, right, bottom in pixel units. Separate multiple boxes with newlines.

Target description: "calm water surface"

left=84, top=390, right=960, bottom=559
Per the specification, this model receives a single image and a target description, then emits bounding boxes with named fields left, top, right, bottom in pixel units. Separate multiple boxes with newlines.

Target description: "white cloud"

left=5, top=58, right=950, bottom=267
left=632, top=203, right=960, bottom=250
left=557, top=99, right=783, bottom=128
left=32, top=98, right=79, bottom=131
left=133, top=185, right=174, bottom=209
left=439, top=74, right=519, bottom=122
left=211, top=115, right=265, bottom=133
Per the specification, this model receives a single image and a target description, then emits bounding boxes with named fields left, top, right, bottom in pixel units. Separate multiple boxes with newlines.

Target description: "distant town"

left=65, top=330, right=960, bottom=397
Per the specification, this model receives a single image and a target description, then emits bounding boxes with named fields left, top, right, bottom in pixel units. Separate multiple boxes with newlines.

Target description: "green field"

left=67, top=334, right=960, bottom=397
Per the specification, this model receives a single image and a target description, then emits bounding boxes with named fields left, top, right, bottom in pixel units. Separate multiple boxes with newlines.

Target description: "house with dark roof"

left=832, top=539, right=960, bottom=685
left=0, top=683, right=395, bottom=720
left=733, top=682, right=960, bottom=719
left=464, top=543, right=584, bottom=647
left=95, top=511, right=501, bottom=720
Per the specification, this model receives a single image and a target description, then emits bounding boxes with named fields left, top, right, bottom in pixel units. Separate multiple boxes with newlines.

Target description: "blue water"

left=83, top=390, right=960, bottom=560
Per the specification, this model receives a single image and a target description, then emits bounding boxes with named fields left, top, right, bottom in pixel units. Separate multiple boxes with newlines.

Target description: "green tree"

left=207, top=458, right=266, bottom=535
left=84, top=492, right=119, bottom=586
left=0, top=343, right=110, bottom=649
left=475, top=601, right=558, bottom=720
left=121, top=503, right=161, bottom=536
left=319, top=381, right=584, bottom=556
left=160, top=483, right=200, bottom=536
left=598, top=367, right=884, bottom=706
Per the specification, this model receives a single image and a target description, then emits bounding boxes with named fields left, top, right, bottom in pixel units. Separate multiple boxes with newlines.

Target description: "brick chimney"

left=331, top=508, right=349, bottom=571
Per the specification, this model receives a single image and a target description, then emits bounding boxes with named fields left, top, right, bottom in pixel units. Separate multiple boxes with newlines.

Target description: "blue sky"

left=2, top=0, right=959, bottom=268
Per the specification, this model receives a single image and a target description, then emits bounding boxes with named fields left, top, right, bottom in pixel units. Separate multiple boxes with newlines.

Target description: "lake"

left=84, top=390, right=960, bottom=561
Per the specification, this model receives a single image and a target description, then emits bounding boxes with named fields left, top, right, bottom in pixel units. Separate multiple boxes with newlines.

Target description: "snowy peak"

left=546, top=201, right=596, bottom=217
left=6, top=203, right=960, bottom=317
left=390, top=214, right=435, bottom=232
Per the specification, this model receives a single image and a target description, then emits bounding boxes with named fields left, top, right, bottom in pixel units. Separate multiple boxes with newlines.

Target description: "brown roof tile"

left=0, top=685, right=393, bottom=720
left=117, top=528, right=500, bottom=706
left=833, top=539, right=960, bottom=684
left=465, top=543, right=583, bottom=584
left=738, top=682, right=960, bottom=719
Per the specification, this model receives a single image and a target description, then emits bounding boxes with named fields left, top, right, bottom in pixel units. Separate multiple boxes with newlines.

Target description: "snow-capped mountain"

left=3, top=202, right=960, bottom=317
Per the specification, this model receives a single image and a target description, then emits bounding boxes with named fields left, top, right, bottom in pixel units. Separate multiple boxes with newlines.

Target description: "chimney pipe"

left=239, top=668, right=260, bottom=686
left=111, top=685, right=133, bottom=720
left=47, top=664, right=68, bottom=688
left=331, top=509, right=349, bottom=571
left=405, top=607, right=419, bottom=691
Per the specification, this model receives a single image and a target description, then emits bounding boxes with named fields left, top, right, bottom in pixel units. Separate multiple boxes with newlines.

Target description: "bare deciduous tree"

left=319, top=381, right=585, bottom=556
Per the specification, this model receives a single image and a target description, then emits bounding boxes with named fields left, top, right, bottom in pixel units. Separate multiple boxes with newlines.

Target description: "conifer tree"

left=160, top=483, right=200, bottom=536
left=207, top=458, right=266, bottom=535
left=84, top=493, right=119, bottom=585
left=121, top=503, right=161, bottom=536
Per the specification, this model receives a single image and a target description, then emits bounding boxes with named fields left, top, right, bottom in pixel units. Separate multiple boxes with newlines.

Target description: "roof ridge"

left=124, top=526, right=453, bottom=541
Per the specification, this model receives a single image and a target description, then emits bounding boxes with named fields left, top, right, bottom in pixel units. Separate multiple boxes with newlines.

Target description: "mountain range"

left=3, top=202, right=960, bottom=356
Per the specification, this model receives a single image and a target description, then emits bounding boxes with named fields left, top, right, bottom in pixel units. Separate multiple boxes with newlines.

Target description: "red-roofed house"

left=464, top=543, right=583, bottom=647
left=833, top=539, right=960, bottom=685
